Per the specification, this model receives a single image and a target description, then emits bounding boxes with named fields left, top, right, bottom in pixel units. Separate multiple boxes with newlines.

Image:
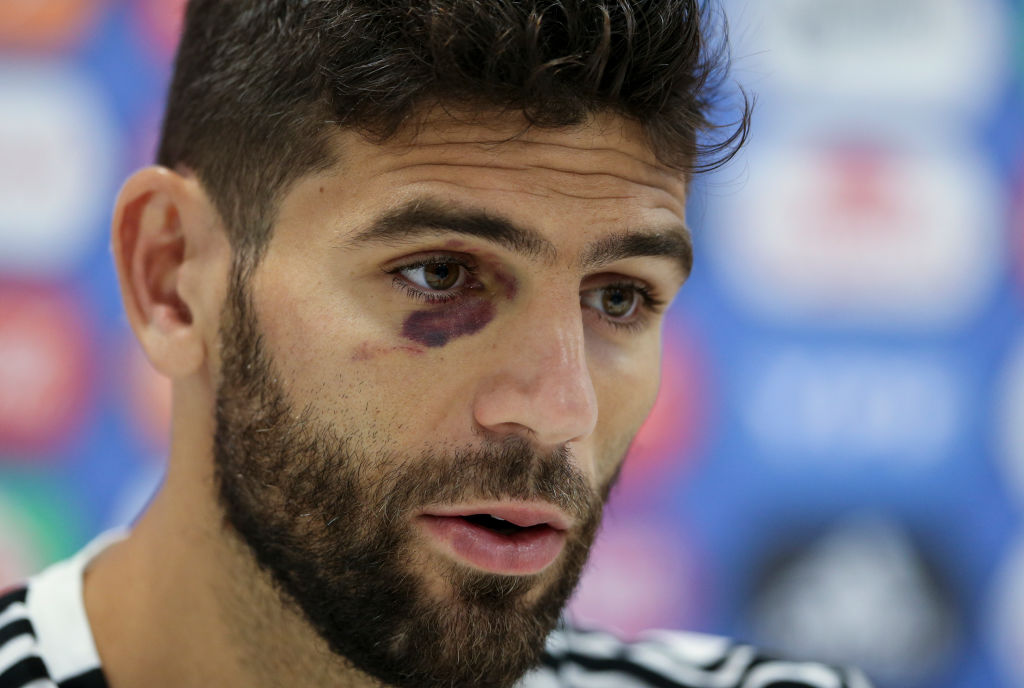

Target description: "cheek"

left=351, top=342, right=426, bottom=362
left=593, top=349, right=662, bottom=440
left=590, top=358, right=659, bottom=496
left=595, top=433, right=636, bottom=498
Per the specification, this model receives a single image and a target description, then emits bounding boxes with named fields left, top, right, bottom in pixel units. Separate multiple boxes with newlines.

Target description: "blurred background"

left=0, top=1, right=1020, bottom=687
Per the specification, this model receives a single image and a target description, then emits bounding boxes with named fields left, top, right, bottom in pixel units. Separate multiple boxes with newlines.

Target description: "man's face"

left=211, top=111, right=691, bottom=688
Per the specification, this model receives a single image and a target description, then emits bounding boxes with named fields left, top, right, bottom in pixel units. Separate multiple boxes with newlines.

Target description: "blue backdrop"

left=0, top=2, right=1021, bottom=687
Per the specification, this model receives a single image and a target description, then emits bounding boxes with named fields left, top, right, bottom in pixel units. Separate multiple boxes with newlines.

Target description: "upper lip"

left=419, top=502, right=574, bottom=531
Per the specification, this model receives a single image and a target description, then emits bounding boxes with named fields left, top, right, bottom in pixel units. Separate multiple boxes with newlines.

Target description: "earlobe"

left=112, top=167, right=210, bottom=378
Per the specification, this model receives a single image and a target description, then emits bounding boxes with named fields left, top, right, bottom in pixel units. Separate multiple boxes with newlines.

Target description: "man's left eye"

left=582, top=285, right=641, bottom=320
left=401, top=262, right=467, bottom=291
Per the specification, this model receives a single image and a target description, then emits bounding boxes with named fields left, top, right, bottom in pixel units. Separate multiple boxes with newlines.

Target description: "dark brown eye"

left=423, top=263, right=460, bottom=290
left=400, top=262, right=467, bottom=291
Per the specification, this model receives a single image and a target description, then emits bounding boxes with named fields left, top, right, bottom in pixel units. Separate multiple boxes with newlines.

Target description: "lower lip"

left=417, top=516, right=566, bottom=575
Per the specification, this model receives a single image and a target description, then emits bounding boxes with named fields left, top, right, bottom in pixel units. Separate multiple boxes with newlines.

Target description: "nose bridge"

left=520, top=295, right=599, bottom=440
left=533, top=300, right=590, bottom=400
left=475, top=290, right=599, bottom=446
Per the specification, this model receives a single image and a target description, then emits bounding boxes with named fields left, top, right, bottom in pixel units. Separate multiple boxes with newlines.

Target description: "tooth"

left=489, top=515, right=507, bottom=521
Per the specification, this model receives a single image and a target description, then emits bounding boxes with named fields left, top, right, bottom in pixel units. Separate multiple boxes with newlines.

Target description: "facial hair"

left=211, top=265, right=606, bottom=688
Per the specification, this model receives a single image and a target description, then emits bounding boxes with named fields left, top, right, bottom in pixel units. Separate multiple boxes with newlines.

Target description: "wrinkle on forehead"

left=333, top=110, right=689, bottom=204
left=393, top=176, right=686, bottom=216
left=372, top=145, right=685, bottom=201
left=354, top=152, right=689, bottom=221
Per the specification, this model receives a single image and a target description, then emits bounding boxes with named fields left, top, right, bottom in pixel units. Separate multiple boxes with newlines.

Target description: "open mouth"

left=417, top=507, right=568, bottom=575
left=460, top=513, right=549, bottom=537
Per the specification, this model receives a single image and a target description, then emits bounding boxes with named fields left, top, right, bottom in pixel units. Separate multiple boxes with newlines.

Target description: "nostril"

left=471, top=319, right=598, bottom=445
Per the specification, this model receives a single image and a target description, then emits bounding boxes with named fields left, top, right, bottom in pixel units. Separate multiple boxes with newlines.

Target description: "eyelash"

left=386, top=256, right=480, bottom=304
left=598, top=283, right=665, bottom=333
left=386, top=255, right=666, bottom=331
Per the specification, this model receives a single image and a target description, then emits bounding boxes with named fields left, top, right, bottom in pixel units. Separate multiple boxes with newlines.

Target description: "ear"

left=112, top=166, right=226, bottom=379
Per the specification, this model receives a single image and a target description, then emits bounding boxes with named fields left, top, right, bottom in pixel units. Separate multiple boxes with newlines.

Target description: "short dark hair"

left=157, top=0, right=751, bottom=260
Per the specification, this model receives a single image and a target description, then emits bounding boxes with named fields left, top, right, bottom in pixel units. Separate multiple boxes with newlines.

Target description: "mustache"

left=367, top=436, right=600, bottom=527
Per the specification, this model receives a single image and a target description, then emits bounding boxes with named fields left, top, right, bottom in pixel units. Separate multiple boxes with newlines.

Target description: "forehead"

left=273, top=109, right=690, bottom=258
left=343, top=109, right=684, bottom=206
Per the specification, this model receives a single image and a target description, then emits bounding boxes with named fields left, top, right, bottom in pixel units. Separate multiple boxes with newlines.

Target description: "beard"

left=211, top=265, right=607, bottom=688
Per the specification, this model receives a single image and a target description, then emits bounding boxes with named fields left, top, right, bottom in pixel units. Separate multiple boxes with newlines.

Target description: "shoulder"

left=0, top=586, right=57, bottom=688
left=518, top=626, right=874, bottom=688
left=1, top=540, right=112, bottom=688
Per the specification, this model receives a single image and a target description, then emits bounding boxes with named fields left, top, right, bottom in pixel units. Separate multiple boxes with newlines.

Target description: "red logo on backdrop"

left=0, top=0, right=105, bottom=51
left=133, top=0, right=187, bottom=62
left=710, top=137, right=1001, bottom=330
left=822, top=146, right=907, bottom=232
left=617, top=327, right=707, bottom=493
left=0, top=286, right=93, bottom=456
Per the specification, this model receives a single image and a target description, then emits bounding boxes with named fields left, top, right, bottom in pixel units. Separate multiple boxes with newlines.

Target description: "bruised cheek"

left=401, top=299, right=496, bottom=348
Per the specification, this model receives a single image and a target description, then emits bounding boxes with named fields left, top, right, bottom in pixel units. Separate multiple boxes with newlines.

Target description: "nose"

left=472, top=296, right=599, bottom=449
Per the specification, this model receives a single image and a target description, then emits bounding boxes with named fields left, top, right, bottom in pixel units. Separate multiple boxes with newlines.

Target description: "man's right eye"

left=399, top=261, right=468, bottom=291
left=385, top=255, right=486, bottom=305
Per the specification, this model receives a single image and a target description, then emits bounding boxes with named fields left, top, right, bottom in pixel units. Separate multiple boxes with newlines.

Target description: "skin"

left=83, top=108, right=691, bottom=688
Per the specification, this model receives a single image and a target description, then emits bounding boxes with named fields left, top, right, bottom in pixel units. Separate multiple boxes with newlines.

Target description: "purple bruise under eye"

left=401, top=299, right=496, bottom=348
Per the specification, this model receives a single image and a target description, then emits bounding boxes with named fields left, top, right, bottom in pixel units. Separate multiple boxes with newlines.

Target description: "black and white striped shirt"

left=0, top=531, right=115, bottom=688
left=0, top=533, right=873, bottom=688
left=521, top=626, right=873, bottom=688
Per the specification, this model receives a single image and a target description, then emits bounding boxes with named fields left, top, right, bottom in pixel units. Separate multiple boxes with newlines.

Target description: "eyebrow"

left=580, top=230, right=693, bottom=277
left=343, top=197, right=693, bottom=277
left=344, top=198, right=557, bottom=261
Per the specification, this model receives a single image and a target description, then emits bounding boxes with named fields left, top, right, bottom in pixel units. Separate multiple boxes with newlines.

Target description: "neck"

left=83, top=436, right=381, bottom=688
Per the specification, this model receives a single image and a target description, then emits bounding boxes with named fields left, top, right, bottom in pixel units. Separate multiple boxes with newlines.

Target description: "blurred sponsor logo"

left=0, top=1, right=105, bottom=52
left=997, top=335, right=1024, bottom=505
left=0, top=286, right=93, bottom=455
left=744, top=0, right=1008, bottom=115
left=132, top=0, right=187, bottom=61
left=619, top=328, right=707, bottom=492
left=989, top=537, right=1024, bottom=687
left=748, top=514, right=959, bottom=687
left=710, top=138, right=1002, bottom=330
left=741, top=348, right=961, bottom=464
left=0, top=63, right=117, bottom=277
left=568, top=519, right=702, bottom=638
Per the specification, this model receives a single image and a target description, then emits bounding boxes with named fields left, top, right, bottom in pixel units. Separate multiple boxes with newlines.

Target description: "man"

left=0, top=2, right=872, bottom=687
